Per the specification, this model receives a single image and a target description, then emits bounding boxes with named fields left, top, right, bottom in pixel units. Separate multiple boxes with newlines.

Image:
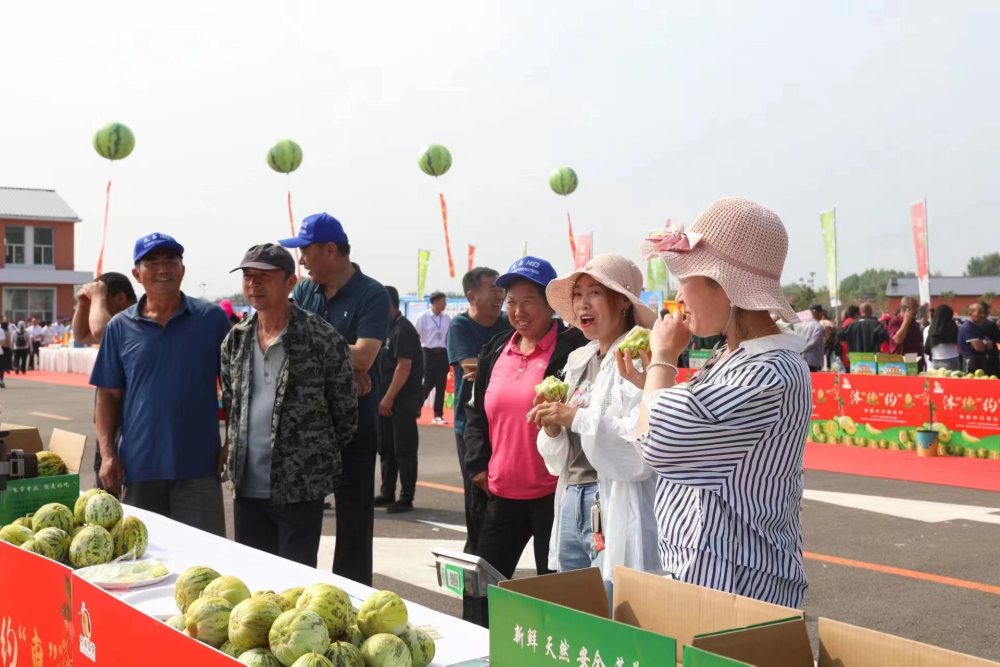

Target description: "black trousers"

left=422, top=348, right=449, bottom=418
left=464, top=493, right=556, bottom=627
left=13, top=349, right=29, bottom=374
left=332, top=424, right=377, bottom=585
left=454, top=432, right=488, bottom=555
left=234, top=497, right=326, bottom=567
left=29, top=341, right=40, bottom=370
left=377, top=394, right=422, bottom=502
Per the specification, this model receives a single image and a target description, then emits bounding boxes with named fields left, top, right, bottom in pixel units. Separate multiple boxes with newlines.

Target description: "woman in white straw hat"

left=625, top=197, right=811, bottom=608
left=528, top=254, right=663, bottom=599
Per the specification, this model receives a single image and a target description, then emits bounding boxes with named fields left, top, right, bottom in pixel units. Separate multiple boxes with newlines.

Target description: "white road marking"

left=28, top=411, right=70, bottom=421
left=803, top=489, right=1000, bottom=525
left=417, top=520, right=468, bottom=533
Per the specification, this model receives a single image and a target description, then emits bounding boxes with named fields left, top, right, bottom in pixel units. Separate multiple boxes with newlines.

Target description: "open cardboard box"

left=0, top=426, right=87, bottom=522
left=690, top=615, right=999, bottom=666
left=491, top=566, right=804, bottom=666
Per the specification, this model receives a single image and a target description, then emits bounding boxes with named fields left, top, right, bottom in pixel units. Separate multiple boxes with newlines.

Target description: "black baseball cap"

left=230, top=243, right=296, bottom=275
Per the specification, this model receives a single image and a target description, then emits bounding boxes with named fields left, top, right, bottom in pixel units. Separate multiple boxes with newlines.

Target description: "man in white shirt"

left=28, top=318, right=44, bottom=370
left=415, top=291, right=451, bottom=425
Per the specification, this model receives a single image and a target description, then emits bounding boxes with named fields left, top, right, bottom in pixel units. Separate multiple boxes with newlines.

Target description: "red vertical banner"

left=439, top=193, right=456, bottom=278
left=467, top=244, right=476, bottom=272
left=566, top=211, right=577, bottom=263
left=287, top=190, right=300, bottom=277
left=0, top=543, right=75, bottom=667
left=574, top=232, right=593, bottom=269
left=910, top=199, right=930, bottom=306
left=95, top=179, right=112, bottom=277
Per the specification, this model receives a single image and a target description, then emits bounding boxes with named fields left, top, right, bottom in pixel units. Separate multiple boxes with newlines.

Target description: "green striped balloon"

left=549, top=167, right=578, bottom=196
left=267, top=140, right=303, bottom=174
left=418, top=144, right=452, bottom=177
left=93, top=122, right=135, bottom=161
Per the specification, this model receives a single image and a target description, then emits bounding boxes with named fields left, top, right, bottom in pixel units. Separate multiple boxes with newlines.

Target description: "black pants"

left=464, top=493, right=556, bottom=627
left=13, top=349, right=29, bottom=374
left=422, top=348, right=449, bottom=418
left=377, top=394, right=421, bottom=503
left=123, top=477, right=226, bottom=537
left=234, top=497, right=325, bottom=567
left=332, top=425, right=377, bottom=585
left=29, top=342, right=40, bottom=370
left=455, top=432, right=488, bottom=555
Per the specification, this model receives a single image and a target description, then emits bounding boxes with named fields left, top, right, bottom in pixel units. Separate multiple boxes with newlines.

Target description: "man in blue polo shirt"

left=90, top=233, right=231, bottom=536
left=280, top=212, right=390, bottom=585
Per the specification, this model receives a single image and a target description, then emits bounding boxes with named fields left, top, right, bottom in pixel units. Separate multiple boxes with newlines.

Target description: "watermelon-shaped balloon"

left=549, top=167, right=578, bottom=196
left=267, top=140, right=303, bottom=174
left=93, top=122, right=135, bottom=161
left=417, top=144, right=452, bottom=177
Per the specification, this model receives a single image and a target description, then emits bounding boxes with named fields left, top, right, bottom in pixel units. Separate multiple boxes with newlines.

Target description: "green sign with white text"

left=488, top=586, right=676, bottom=667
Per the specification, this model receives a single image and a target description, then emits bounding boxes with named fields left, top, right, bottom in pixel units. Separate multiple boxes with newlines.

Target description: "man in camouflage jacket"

left=221, top=243, right=357, bottom=566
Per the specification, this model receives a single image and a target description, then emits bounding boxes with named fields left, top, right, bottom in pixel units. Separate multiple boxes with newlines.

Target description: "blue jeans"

left=557, top=483, right=602, bottom=572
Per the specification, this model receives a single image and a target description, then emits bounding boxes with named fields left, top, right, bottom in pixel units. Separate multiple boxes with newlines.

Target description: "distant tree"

left=838, top=268, right=915, bottom=307
left=981, top=292, right=997, bottom=304
left=966, top=253, right=1000, bottom=277
left=939, top=291, right=956, bottom=303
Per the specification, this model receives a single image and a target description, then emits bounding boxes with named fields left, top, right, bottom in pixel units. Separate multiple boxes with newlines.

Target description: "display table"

left=106, top=506, right=489, bottom=664
left=38, top=346, right=99, bottom=375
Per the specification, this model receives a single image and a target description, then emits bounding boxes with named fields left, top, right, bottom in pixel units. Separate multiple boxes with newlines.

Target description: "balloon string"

left=287, top=189, right=301, bottom=277
left=567, top=210, right=577, bottom=263
left=440, top=193, right=455, bottom=279
left=96, top=178, right=112, bottom=277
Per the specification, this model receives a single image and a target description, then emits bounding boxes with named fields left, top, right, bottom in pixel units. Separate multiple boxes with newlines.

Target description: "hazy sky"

left=4, top=1, right=998, bottom=299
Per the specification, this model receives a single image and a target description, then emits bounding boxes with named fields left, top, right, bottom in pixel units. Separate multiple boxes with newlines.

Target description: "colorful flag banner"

left=467, top=244, right=476, bottom=272
left=820, top=208, right=839, bottom=307
left=910, top=199, right=931, bottom=306
left=95, top=179, right=112, bottom=277
left=287, top=188, right=301, bottom=277
left=567, top=211, right=577, bottom=263
left=574, top=232, right=593, bottom=269
left=439, top=193, right=455, bottom=278
left=417, top=249, right=430, bottom=299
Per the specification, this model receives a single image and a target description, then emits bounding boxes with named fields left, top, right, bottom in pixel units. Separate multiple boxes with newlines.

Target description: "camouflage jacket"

left=220, top=305, right=358, bottom=504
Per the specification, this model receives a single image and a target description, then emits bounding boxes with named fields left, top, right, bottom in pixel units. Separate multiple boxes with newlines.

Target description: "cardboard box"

left=689, top=615, right=999, bottom=666
left=848, top=353, right=877, bottom=374
left=0, top=427, right=87, bottom=523
left=0, top=422, right=45, bottom=453
left=490, top=566, right=803, bottom=666
left=876, top=354, right=918, bottom=377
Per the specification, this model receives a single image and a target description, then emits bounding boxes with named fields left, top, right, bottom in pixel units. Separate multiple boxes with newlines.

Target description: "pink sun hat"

left=640, top=197, right=799, bottom=323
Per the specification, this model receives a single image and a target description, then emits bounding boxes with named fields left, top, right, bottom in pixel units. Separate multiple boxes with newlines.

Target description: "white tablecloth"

left=114, top=506, right=489, bottom=665
left=39, top=346, right=99, bottom=375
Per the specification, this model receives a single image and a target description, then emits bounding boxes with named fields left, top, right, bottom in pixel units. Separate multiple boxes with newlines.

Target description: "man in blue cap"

left=280, top=213, right=390, bottom=585
left=90, top=233, right=231, bottom=535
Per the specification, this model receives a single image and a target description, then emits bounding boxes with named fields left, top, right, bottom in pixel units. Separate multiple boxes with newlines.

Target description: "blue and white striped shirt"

left=640, top=333, right=811, bottom=608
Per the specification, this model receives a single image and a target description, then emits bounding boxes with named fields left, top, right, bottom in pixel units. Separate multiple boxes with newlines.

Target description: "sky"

left=3, top=1, right=999, bottom=299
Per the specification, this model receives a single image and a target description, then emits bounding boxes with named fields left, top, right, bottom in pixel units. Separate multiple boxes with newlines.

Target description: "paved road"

left=2, top=376, right=999, bottom=661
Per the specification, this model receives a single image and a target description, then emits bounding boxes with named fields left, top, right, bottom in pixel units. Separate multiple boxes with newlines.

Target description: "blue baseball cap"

left=133, top=233, right=184, bottom=263
left=279, top=212, right=349, bottom=248
left=495, top=256, right=558, bottom=290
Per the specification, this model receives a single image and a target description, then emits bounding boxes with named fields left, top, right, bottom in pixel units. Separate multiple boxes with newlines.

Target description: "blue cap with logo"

left=279, top=212, right=349, bottom=248
left=133, top=233, right=184, bottom=263
left=495, top=255, right=558, bottom=290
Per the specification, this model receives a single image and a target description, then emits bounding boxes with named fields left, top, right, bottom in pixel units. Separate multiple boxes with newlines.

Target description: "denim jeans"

left=557, top=483, right=601, bottom=572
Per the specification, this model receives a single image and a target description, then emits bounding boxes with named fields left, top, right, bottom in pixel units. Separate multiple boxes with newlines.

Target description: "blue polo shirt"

left=90, top=294, right=231, bottom=483
left=292, top=264, right=390, bottom=429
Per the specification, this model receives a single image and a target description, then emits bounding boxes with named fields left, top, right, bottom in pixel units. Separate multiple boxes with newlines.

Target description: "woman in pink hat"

left=626, top=197, right=811, bottom=608
left=529, top=255, right=663, bottom=599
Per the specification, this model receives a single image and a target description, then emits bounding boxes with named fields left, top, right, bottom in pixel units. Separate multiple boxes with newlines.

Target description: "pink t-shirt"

left=484, top=324, right=559, bottom=499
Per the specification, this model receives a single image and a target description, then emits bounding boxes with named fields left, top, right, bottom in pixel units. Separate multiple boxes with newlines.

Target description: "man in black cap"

left=280, top=213, right=390, bottom=584
left=220, top=243, right=358, bottom=567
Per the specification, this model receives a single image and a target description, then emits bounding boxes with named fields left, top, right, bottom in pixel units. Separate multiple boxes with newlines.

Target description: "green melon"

left=0, top=524, right=34, bottom=546
left=357, top=591, right=408, bottom=638
left=253, top=590, right=294, bottom=612
left=267, top=140, right=303, bottom=174
left=400, top=626, right=435, bottom=667
left=280, top=587, right=305, bottom=608
left=203, top=575, right=251, bottom=607
left=268, top=609, right=330, bottom=667
left=290, top=654, right=333, bottom=667
left=228, top=597, right=283, bottom=653
left=360, top=634, right=412, bottom=667
left=21, top=538, right=56, bottom=560
left=32, top=503, right=75, bottom=533
left=548, top=166, right=579, bottom=196
left=185, top=595, right=234, bottom=648
left=84, top=492, right=123, bottom=529
left=69, top=525, right=113, bottom=568
left=36, top=451, right=68, bottom=477
left=417, top=144, right=452, bottom=177
left=220, top=641, right=242, bottom=658
left=93, top=122, right=135, bottom=160
left=239, top=648, right=283, bottom=667
left=33, top=527, right=71, bottom=563
left=325, top=641, right=364, bottom=667
left=110, top=515, right=148, bottom=558
left=297, top=583, right=354, bottom=640
left=12, top=516, right=33, bottom=530
left=166, top=615, right=187, bottom=632
left=175, top=565, right=222, bottom=613
left=74, top=489, right=104, bottom=525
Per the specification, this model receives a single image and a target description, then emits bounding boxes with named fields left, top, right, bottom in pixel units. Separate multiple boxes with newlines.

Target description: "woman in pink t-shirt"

left=461, top=256, right=587, bottom=626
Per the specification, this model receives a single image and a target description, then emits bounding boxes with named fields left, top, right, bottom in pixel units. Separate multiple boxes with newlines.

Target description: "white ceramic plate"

left=75, top=559, right=173, bottom=590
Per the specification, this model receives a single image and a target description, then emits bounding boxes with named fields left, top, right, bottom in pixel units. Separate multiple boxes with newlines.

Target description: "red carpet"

left=804, top=442, right=1000, bottom=493
left=3, top=371, right=91, bottom=388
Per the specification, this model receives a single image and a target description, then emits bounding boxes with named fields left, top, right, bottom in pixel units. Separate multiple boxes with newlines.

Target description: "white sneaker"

left=432, top=416, right=448, bottom=425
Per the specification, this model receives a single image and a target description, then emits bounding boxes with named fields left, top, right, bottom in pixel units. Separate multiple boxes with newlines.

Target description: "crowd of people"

left=0, top=317, right=71, bottom=382
left=14, top=195, right=992, bottom=630
left=793, top=297, right=1000, bottom=376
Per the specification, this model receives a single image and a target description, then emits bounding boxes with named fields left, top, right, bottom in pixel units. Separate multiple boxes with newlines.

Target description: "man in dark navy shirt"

left=90, top=233, right=230, bottom=536
left=281, top=212, right=390, bottom=585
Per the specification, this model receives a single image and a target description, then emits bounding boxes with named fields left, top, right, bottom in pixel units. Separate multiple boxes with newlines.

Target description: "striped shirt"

left=640, top=333, right=811, bottom=608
